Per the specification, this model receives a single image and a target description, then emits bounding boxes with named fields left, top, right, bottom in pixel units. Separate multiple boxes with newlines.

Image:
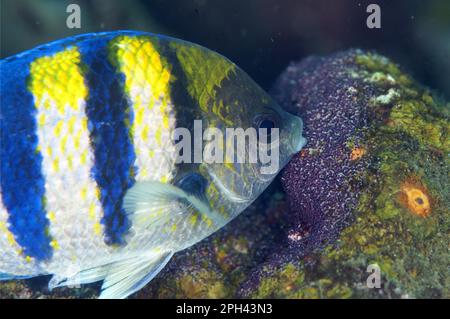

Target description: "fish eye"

left=253, top=113, right=280, bottom=144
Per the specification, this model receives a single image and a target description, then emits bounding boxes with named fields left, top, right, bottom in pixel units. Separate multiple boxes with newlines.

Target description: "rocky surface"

left=240, top=49, right=450, bottom=299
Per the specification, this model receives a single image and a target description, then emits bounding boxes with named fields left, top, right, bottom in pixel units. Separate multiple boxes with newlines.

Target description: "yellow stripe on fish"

left=28, top=47, right=111, bottom=274
left=109, top=36, right=177, bottom=182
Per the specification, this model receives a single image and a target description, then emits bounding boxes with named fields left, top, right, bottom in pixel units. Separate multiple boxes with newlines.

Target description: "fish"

left=0, top=31, right=306, bottom=298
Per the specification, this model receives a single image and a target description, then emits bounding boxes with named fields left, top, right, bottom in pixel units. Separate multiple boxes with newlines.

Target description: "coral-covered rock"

left=239, top=49, right=449, bottom=298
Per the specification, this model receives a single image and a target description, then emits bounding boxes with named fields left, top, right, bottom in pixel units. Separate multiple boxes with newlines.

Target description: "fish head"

left=197, top=64, right=306, bottom=220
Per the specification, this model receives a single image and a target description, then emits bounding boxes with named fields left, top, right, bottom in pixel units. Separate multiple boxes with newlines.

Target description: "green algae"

left=154, top=268, right=231, bottom=299
left=334, top=51, right=449, bottom=297
left=355, top=52, right=413, bottom=87
left=388, top=99, right=449, bottom=150
left=213, top=235, right=252, bottom=287
left=251, top=262, right=355, bottom=299
left=356, top=51, right=450, bottom=151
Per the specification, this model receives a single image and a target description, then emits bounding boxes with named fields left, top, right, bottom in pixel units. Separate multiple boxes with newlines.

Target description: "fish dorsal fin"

left=99, top=251, right=173, bottom=299
left=123, top=181, right=226, bottom=230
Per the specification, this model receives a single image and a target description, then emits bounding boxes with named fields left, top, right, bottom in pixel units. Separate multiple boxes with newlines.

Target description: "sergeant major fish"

left=0, top=31, right=306, bottom=298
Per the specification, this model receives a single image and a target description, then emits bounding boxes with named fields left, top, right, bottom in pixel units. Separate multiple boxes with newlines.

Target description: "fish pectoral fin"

left=123, top=181, right=226, bottom=230
left=99, top=251, right=173, bottom=299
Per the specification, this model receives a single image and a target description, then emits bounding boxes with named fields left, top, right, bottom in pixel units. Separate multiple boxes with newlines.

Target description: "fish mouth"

left=290, top=115, right=307, bottom=154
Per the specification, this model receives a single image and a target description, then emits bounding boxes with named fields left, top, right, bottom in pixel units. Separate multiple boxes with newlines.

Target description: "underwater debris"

left=350, top=147, right=366, bottom=161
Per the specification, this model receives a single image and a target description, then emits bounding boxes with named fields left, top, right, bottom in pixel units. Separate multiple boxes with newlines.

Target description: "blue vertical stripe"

left=0, top=56, right=53, bottom=261
left=79, top=36, right=136, bottom=245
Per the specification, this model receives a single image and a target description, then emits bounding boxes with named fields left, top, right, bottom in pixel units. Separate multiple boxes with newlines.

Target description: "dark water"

left=1, top=0, right=449, bottom=98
